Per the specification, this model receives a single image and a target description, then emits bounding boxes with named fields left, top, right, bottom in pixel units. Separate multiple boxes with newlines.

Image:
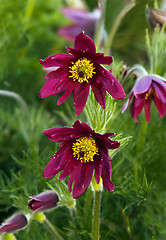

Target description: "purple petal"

left=133, top=76, right=152, bottom=95
left=102, top=68, right=126, bottom=99
left=122, top=92, right=133, bottom=113
left=73, top=119, right=93, bottom=133
left=101, top=151, right=114, bottom=191
left=153, top=82, right=166, bottom=103
left=40, top=54, right=74, bottom=68
left=43, top=127, right=77, bottom=142
left=68, top=161, right=82, bottom=193
left=151, top=75, right=166, bottom=89
left=33, top=201, right=57, bottom=212
left=44, top=66, right=68, bottom=80
left=30, top=191, right=58, bottom=202
left=74, top=83, right=90, bottom=116
left=61, top=7, right=90, bottom=25
left=72, top=163, right=93, bottom=198
left=59, top=156, right=78, bottom=180
left=102, top=133, right=115, bottom=138
left=57, top=81, right=76, bottom=105
left=91, top=81, right=106, bottom=109
left=58, top=25, right=83, bottom=41
left=39, top=77, right=70, bottom=98
left=66, top=46, right=82, bottom=58
left=129, top=96, right=144, bottom=122
left=144, top=100, right=151, bottom=122
left=94, top=157, right=103, bottom=184
left=93, top=53, right=113, bottom=65
left=103, top=138, right=120, bottom=149
left=0, top=214, right=27, bottom=233
left=43, top=151, right=64, bottom=178
left=74, top=32, right=96, bottom=54
left=154, top=97, right=164, bottom=117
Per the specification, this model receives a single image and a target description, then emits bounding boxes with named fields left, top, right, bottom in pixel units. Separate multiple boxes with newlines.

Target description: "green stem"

left=94, top=0, right=107, bottom=51
left=134, top=116, right=148, bottom=180
left=0, top=90, right=29, bottom=118
left=84, top=187, right=93, bottom=219
left=104, top=2, right=135, bottom=55
left=43, top=219, right=64, bottom=240
left=136, top=116, right=148, bottom=153
left=24, top=0, right=36, bottom=24
left=92, top=190, right=102, bottom=240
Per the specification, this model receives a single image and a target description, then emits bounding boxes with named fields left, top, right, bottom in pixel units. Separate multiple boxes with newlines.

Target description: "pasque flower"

left=58, top=8, right=100, bottom=41
left=28, top=191, right=59, bottom=212
left=40, top=32, right=125, bottom=116
left=122, top=74, right=166, bottom=122
left=0, top=213, right=27, bottom=233
left=43, top=120, right=120, bottom=199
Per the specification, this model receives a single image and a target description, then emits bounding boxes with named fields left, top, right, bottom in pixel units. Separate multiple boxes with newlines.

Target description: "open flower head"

left=43, top=120, right=120, bottom=199
left=0, top=213, right=27, bottom=234
left=122, top=74, right=166, bottom=122
left=58, top=8, right=100, bottom=40
left=40, top=32, right=125, bottom=116
left=28, top=191, right=59, bottom=212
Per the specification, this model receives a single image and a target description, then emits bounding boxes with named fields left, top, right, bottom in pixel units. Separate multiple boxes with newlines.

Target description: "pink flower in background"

left=40, top=32, right=125, bottom=116
left=0, top=213, right=27, bottom=233
left=58, top=8, right=100, bottom=41
left=122, top=75, right=166, bottom=122
left=28, top=191, right=59, bottom=212
left=43, top=120, right=120, bottom=199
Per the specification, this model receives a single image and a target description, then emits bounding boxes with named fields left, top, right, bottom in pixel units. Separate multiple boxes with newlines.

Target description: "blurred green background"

left=0, top=0, right=166, bottom=239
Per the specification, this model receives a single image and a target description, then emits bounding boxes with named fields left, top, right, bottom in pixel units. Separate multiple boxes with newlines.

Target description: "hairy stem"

left=94, top=0, right=107, bottom=51
left=0, top=90, right=29, bottom=117
left=43, top=218, right=64, bottom=240
left=92, top=190, right=102, bottom=240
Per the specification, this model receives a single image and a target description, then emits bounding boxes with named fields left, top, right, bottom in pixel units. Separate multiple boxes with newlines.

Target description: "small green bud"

left=32, top=212, right=46, bottom=223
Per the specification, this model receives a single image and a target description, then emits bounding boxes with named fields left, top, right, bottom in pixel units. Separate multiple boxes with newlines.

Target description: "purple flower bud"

left=28, top=191, right=59, bottom=212
left=146, top=8, right=166, bottom=29
left=0, top=213, right=27, bottom=233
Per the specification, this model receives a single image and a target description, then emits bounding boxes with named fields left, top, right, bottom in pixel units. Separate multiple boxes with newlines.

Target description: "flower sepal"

left=0, top=234, right=17, bottom=240
left=47, top=182, right=76, bottom=209
left=91, top=176, right=103, bottom=192
left=32, top=212, right=46, bottom=223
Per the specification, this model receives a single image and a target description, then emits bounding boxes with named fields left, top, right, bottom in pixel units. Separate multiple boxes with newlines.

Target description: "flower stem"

left=104, top=2, right=136, bottom=55
left=24, top=0, right=36, bottom=24
left=0, top=90, right=29, bottom=118
left=43, top=218, right=64, bottom=240
left=92, top=190, right=102, bottom=240
left=94, top=0, right=107, bottom=52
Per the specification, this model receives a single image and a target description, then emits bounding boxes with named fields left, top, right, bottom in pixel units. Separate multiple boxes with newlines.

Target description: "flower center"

left=145, top=87, right=156, bottom=100
left=69, top=58, right=96, bottom=83
left=72, top=136, right=99, bottom=163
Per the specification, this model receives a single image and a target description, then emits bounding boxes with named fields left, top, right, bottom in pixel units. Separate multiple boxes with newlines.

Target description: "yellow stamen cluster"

left=145, top=87, right=155, bottom=100
left=72, top=136, right=99, bottom=163
left=69, top=58, right=96, bottom=83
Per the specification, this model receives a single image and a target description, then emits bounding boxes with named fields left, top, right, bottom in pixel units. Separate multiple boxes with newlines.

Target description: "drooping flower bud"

left=0, top=213, right=27, bottom=233
left=28, top=191, right=59, bottom=212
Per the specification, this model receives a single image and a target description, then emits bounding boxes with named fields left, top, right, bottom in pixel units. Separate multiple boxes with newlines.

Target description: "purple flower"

left=43, top=120, right=120, bottom=199
left=28, top=191, right=59, bottom=212
left=122, top=74, right=166, bottom=122
left=58, top=8, right=100, bottom=41
left=40, top=32, right=125, bottom=116
left=0, top=213, right=27, bottom=233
